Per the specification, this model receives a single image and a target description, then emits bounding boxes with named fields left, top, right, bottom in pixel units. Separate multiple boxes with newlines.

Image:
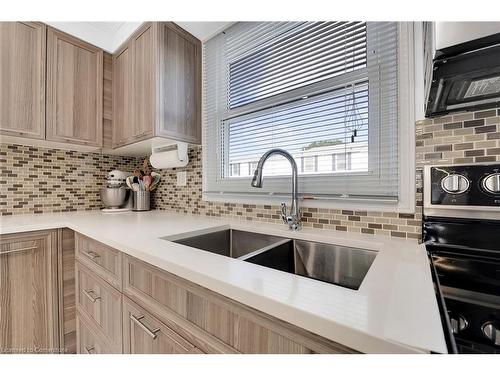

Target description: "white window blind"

left=203, top=22, right=399, bottom=201
left=228, top=22, right=367, bottom=108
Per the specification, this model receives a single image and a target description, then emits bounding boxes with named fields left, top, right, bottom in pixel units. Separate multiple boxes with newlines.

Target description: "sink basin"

left=245, top=240, right=377, bottom=290
left=169, top=229, right=289, bottom=258
left=165, top=228, right=377, bottom=290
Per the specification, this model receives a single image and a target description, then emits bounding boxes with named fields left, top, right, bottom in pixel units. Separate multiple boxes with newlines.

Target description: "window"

left=230, top=163, right=241, bottom=177
left=302, top=156, right=316, bottom=173
left=225, top=82, right=368, bottom=178
left=203, top=22, right=415, bottom=209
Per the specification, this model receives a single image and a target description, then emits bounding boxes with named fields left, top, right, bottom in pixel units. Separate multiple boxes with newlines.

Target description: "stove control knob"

left=441, top=174, right=469, bottom=194
left=449, top=313, right=468, bottom=334
left=482, top=322, right=500, bottom=346
left=482, top=173, right=500, bottom=194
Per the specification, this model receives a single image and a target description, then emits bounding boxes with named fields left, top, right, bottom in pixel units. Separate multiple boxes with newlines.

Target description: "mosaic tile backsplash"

left=0, top=144, right=137, bottom=215
left=2, top=106, right=499, bottom=241
left=151, top=146, right=423, bottom=239
left=152, top=106, right=500, bottom=240
left=416, top=108, right=500, bottom=166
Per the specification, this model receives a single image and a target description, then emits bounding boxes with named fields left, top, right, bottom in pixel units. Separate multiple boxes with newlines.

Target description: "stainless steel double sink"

left=163, top=229, right=377, bottom=290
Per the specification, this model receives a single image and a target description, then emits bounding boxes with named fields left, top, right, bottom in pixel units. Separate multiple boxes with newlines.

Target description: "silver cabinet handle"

left=130, top=314, right=160, bottom=339
left=0, top=246, right=38, bottom=256
left=84, top=346, right=95, bottom=354
left=83, top=250, right=100, bottom=260
left=83, top=289, right=101, bottom=303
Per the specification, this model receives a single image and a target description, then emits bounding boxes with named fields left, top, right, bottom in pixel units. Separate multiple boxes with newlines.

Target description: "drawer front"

left=123, top=255, right=239, bottom=353
left=123, top=255, right=356, bottom=354
left=76, top=315, right=113, bottom=354
left=123, top=296, right=200, bottom=354
left=76, top=262, right=122, bottom=349
left=75, top=233, right=121, bottom=290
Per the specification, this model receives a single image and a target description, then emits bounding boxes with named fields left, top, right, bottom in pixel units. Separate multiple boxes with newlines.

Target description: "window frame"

left=203, top=22, right=421, bottom=213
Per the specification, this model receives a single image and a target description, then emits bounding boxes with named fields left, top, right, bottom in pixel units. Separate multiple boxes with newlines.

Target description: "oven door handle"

left=428, top=253, right=458, bottom=354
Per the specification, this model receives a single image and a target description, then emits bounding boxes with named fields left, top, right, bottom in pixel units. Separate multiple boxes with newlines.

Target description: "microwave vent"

left=464, top=76, right=500, bottom=98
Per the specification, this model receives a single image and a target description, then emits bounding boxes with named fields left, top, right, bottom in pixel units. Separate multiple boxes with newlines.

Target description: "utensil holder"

left=133, top=191, right=150, bottom=211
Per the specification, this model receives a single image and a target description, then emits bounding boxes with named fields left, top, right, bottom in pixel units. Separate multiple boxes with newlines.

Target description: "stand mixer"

left=100, top=170, right=133, bottom=212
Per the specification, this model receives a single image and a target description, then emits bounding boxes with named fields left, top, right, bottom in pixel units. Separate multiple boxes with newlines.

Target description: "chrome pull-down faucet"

left=251, top=148, right=301, bottom=231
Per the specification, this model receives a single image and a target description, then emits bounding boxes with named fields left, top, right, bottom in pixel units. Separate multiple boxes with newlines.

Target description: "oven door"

left=427, top=245, right=500, bottom=296
left=428, top=254, right=458, bottom=354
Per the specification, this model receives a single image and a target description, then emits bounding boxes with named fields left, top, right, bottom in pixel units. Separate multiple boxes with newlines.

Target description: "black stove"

left=424, top=163, right=500, bottom=354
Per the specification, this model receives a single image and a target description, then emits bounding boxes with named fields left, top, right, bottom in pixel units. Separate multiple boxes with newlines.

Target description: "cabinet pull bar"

left=0, top=246, right=38, bottom=256
left=83, top=250, right=100, bottom=260
left=130, top=314, right=160, bottom=339
left=83, top=289, right=101, bottom=303
left=84, top=346, right=95, bottom=354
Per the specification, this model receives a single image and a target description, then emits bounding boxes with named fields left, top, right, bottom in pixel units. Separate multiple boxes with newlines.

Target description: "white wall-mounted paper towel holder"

left=150, top=142, right=189, bottom=169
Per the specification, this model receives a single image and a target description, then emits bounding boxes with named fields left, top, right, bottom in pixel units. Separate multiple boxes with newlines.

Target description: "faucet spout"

left=250, top=148, right=301, bottom=230
left=251, top=167, right=263, bottom=188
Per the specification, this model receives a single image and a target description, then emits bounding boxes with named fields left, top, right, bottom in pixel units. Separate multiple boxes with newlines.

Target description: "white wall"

left=435, top=22, right=500, bottom=50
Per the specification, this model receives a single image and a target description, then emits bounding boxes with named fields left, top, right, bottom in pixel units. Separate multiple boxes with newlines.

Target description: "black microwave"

left=425, top=39, right=500, bottom=118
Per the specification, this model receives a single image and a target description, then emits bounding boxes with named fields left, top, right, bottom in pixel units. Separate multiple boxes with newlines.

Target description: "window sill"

left=203, top=192, right=416, bottom=214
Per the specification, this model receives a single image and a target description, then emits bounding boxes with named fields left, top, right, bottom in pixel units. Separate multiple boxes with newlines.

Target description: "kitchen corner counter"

left=0, top=210, right=447, bottom=354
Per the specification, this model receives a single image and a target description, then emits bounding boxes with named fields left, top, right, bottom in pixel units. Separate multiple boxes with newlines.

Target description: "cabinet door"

left=132, top=23, right=155, bottom=140
left=0, top=231, right=59, bottom=353
left=158, top=23, right=201, bottom=144
left=112, top=44, right=134, bottom=147
left=0, top=22, right=46, bottom=139
left=46, top=28, right=103, bottom=146
left=123, top=297, right=200, bottom=354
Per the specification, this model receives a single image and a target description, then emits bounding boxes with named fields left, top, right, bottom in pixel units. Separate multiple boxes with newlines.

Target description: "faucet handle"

left=280, top=202, right=288, bottom=223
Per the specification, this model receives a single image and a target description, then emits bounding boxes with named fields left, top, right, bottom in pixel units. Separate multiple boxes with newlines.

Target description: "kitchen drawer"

left=123, top=255, right=239, bottom=353
left=75, top=233, right=122, bottom=290
left=76, top=314, right=114, bottom=354
left=123, top=296, right=201, bottom=354
left=123, top=255, right=355, bottom=354
left=76, top=262, right=122, bottom=350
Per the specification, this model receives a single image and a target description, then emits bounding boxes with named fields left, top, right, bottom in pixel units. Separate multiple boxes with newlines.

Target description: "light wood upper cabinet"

left=0, top=22, right=46, bottom=139
left=132, top=23, right=155, bottom=140
left=112, top=45, right=133, bottom=147
left=112, top=22, right=201, bottom=150
left=46, top=28, right=103, bottom=146
left=157, top=23, right=201, bottom=143
left=0, top=230, right=59, bottom=353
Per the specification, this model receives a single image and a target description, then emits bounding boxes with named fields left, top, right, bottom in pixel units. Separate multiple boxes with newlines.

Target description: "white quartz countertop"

left=0, top=210, right=447, bottom=354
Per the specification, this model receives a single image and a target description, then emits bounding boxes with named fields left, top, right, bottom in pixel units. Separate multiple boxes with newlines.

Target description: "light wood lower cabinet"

left=76, top=314, right=113, bottom=354
left=58, top=228, right=77, bottom=354
left=75, top=233, right=122, bottom=290
left=2, top=229, right=358, bottom=354
left=0, top=230, right=59, bottom=353
left=123, top=296, right=201, bottom=354
left=73, top=234, right=358, bottom=354
left=123, top=255, right=356, bottom=354
left=75, top=262, right=122, bottom=351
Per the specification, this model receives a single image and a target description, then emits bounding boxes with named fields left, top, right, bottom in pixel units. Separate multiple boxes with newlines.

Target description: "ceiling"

left=45, top=21, right=233, bottom=52
left=176, top=22, right=233, bottom=41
